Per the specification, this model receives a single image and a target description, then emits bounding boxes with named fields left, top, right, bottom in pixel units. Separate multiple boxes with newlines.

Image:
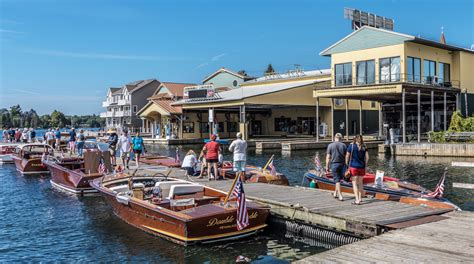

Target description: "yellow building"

left=315, top=26, right=474, bottom=143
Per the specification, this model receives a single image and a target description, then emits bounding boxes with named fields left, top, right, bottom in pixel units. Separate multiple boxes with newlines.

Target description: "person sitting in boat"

left=326, top=133, right=347, bottom=201
left=346, top=135, right=369, bottom=205
left=181, top=150, right=198, bottom=176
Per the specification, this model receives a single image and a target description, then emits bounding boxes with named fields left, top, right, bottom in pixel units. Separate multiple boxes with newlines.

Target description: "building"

left=314, top=26, right=474, bottom=142
left=137, top=82, right=196, bottom=139
left=101, top=79, right=161, bottom=131
left=201, top=67, right=254, bottom=89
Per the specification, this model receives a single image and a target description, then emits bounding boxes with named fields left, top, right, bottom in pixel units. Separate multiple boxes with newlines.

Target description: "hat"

left=210, top=134, right=217, bottom=141
left=107, top=128, right=117, bottom=133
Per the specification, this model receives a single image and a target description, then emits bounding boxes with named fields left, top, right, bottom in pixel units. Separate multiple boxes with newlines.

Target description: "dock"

left=142, top=166, right=452, bottom=238
left=296, top=210, right=474, bottom=263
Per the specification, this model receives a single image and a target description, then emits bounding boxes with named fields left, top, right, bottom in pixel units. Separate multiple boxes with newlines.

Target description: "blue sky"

left=1, top=0, right=473, bottom=115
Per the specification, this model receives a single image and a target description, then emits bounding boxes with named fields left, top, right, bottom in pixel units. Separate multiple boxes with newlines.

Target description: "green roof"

left=320, top=26, right=414, bottom=56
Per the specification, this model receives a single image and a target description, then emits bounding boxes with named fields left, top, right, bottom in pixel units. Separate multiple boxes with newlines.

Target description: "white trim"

left=18, top=169, right=50, bottom=174
left=319, top=26, right=415, bottom=56
left=50, top=180, right=99, bottom=195
left=202, top=68, right=245, bottom=83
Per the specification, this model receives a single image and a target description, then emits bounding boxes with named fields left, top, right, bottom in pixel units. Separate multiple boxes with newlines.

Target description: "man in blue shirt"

left=69, top=128, right=76, bottom=155
left=54, top=128, right=61, bottom=150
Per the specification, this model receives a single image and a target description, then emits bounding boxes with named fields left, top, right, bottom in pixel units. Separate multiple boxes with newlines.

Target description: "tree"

left=50, top=110, right=67, bottom=128
left=237, top=70, right=248, bottom=77
left=264, top=64, right=275, bottom=75
left=40, top=115, right=51, bottom=128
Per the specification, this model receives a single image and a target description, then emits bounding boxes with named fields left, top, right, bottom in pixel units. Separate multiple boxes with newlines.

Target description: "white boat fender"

left=116, top=192, right=131, bottom=205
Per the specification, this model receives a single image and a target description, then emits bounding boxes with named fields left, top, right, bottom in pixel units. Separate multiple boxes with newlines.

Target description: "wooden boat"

left=0, top=144, right=18, bottom=164
left=140, top=155, right=181, bottom=167
left=12, top=143, right=54, bottom=174
left=220, top=161, right=289, bottom=186
left=90, top=173, right=269, bottom=245
left=44, top=147, right=111, bottom=195
left=304, top=170, right=459, bottom=210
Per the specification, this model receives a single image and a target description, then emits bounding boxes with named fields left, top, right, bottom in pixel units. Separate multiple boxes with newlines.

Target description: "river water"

left=1, top=143, right=473, bottom=263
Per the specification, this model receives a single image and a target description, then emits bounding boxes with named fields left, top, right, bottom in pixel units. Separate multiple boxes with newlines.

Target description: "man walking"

left=229, top=132, right=247, bottom=182
left=325, top=133, right=347, bottom=201
left=118, top=130, right=131, bottom=170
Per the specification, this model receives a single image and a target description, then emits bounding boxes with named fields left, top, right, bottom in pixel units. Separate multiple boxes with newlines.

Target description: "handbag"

left=344, top=144, right=354, bottom=182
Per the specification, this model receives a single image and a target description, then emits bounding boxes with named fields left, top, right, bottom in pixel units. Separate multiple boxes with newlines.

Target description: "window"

left=183, top=122, right=194, bottom=133
left=133, top=105, right=137, bottom=113
left=274, top=117, right=291, bottom=132
left=356, top=60, right=375, bottom=85
left=227, top=122, right=238, bottom=133
left=424, top=60, right=436, bottom=84
left=335, top=62, right=352, bottom=86
left=439, top=62, right=450, bottom=84
left=371, top=101, right=376, bottom=108
left=233, top=80, right=238, bottom=87
left=407, top=57, right=421, bottom=82
left=379, top=57, right=400, bottom=83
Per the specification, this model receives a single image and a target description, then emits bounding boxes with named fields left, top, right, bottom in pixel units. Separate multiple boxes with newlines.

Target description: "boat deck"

left=296, top=210, right=474, bottom=263
left=141, top=166, right=452, bottom=238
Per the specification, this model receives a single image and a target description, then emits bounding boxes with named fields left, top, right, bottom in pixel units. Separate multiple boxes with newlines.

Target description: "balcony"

left=100, top=112, right=108, bottom=118
left=117, top=99, right=130, bottom=105
left=332, top=73, right=460, bottom=89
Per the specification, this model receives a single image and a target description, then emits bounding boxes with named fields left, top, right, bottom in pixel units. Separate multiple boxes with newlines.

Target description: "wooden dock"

left=296, top=210, right=474, bottom=263
left=141, top=166, right=453, bottom=238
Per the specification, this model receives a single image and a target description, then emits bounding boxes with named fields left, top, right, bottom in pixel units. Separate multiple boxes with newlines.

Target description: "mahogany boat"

left=12, top=143, right=54, bottom=174
left=220, top=161, right=289, bottom=186
left=44, top=146, right=111, bottom=195
left=0, top=144, right=18, bottom=164
left=140, top=155, right=181, bottom=167
left=90, top=173, right=269, bottom=245
left=304, top=169, right=458, bottom=210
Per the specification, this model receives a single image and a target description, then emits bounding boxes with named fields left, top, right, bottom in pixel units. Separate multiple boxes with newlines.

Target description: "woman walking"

left=346, top=135, right=369, bottom=205
left=131, top=131, right=145, bottom=168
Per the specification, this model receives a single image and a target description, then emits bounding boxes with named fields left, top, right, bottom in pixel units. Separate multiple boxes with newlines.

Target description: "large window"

left=227, top=122, right=238, bottom=133
left=274, top=117, right=291, bottom=132
left=406, top=57, right=421, bottom=83
left=183, top=122, right=194, bottom=133
left=424, top=59, right=436, bottom=84
left=335, top=62, right=352, bottom=86
left=379, top=57, right=400, bottom=83
left=356, top=60, right=375, bottom=85
left=439, top=62, right=450, bottom=85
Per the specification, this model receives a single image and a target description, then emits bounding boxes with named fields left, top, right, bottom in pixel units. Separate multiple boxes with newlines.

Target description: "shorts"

left=109, top=145, right=116, bottom=156
left=330, top=163, right=344, bottom=182
left=133, top=149, right=142, bottom=154
left=207, top=159, right=218, bottom=164
left=349, top=167, right=366, bottom=177
left=121, top=151, right=130, bottom=159
left=233, top=161, right=246, bottom=172
left=68, top=141, right=75, bottom=148
left=183, top=167, right=196, bottom=176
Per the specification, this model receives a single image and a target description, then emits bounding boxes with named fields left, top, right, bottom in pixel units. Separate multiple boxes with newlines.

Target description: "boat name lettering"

left=207, top=216, right=234, bottom=227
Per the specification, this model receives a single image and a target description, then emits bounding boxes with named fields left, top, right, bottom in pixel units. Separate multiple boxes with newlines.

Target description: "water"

left=1, top=145, right=473, bottom=263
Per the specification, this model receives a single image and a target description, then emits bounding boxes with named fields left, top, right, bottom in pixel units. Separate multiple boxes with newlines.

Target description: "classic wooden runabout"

left=12, top=143, right=53, bottom=174
left=0, top=144, right=17, bottom=164
left=45, top=149, right=111, bottom=195
left=91, top=174, right=269, bottom=245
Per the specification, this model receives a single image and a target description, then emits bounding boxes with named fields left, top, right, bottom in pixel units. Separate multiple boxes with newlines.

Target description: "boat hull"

left=12, top=155, right=49, bottom=174
left=46, top=161, right=102, bottom=195
left=91, top=179, right=269, bottom=245
left=0, top=154, right=13, bottom=164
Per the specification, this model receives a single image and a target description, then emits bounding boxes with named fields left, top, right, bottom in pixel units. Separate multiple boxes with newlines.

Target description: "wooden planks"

left=296, top=211, right=474, bottom=264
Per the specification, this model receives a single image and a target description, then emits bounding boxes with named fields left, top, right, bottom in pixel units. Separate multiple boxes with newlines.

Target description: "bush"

left=428, top=131, right=446, bottom=143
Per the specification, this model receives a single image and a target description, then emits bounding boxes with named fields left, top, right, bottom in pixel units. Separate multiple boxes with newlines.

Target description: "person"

left=346, top=135, right=369, bottom=205
left=181, top=150, right=198, bottom=176
left=107, top=128, right=118, bottom=166
left=131, top=131, right=145, bottom=168
left=229, top=132, right=247, bottom=182
left=15, top=128, right=21, bottom=142
left=326, top=133, right=347, bottom=201
left=21, top=128, right=28, bottom=143
left=30, top=128, right=36, bottom=143
left=118, top=130, right=131, bottom=169
left=8, top=128, right=15, bottom=142
left=68, top=128, right=77, bottom=155
left=46, top=129, right=55, bottom=147
left=202, top=134, right=220, bottom=180
left=197, top=150, right=207, bottom=178
left=76, top=129, right=85, bottom=157
left=54, top=128, right=61, bottom=150
left=2, top=129, right=8, bottom=142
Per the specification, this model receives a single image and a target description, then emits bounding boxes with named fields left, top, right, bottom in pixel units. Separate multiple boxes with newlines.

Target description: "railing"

left=117, top=99, right=131, bottom=105
left=333, top=73, right=460, bottom=88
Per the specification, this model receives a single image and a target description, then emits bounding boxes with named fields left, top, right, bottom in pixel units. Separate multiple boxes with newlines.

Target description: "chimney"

left=440, top=26, right=446, bottom=44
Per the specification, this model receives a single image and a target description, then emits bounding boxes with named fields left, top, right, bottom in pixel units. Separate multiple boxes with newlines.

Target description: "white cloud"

left=0, top=28, right=25, bottom=34
left=211, top=53, right=227, bottom=61
left=11, top=89, right=41, bottom=95
left=195, top=62, right=209, bottom=69
left=22, top=49, right=191, bottom=61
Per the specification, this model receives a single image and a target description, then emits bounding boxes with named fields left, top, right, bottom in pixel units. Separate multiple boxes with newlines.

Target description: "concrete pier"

left=379, top=143, right=474, bottom=157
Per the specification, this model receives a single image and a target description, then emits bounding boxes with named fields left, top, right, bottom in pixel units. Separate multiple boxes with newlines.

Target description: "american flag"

left=115, top=165, right=123, bottom=173
left=423, top=169, right=446, bottom=198
left=268, top=158, right=277, bottom=176
left=232, top=177, right=249, bottom=231
left=314, top=154, right=322, bottom=171
left=98, top=158, right=108, bottom=174
left=175, top=148, right=180, bottom=163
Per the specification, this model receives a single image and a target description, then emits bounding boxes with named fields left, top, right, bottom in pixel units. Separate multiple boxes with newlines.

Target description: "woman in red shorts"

left=346, top=135, right=369, bottom=205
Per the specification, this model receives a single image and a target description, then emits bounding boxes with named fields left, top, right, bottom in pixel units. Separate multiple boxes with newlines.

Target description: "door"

left=251, top=120, right=262, bottom=136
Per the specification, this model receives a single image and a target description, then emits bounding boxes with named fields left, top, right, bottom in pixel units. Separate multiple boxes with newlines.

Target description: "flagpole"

left=224, top=175, right=240, bottom=204
left=262, top=155, right=274, bottom=171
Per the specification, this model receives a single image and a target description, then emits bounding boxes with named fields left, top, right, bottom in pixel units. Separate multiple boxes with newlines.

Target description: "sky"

left=0, top=0, right=473, bottom=115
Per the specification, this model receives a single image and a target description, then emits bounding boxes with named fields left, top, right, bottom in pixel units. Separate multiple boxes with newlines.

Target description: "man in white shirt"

left=118, top=131, right=131, bottom=169
left=229, top=132, right=247, bottom=181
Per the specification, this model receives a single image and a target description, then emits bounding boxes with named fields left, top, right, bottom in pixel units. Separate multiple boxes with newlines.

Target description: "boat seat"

left=110, top=185, right=130, bottom=193
left=168, top=184, right=204, bottom=199
left=154, top=181, right=190, bottom=198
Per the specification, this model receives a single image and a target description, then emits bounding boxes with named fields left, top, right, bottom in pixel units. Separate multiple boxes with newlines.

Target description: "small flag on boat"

left=268, top=158, right=277, bottom=176
left=175, top=148, right=180, bottom=163
left=115, top=165, right=124, bottom=173
left=423, top=169, right=446, bottom=198
left=98, top=157, right=108, bottom=174
left=232, top=177, right=249, bottom=231
left=314, top=154, right=322, bottom=171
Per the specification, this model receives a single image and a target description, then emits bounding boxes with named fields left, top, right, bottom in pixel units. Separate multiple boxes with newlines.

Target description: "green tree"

left=264, top=64, right=275, bottom=75
left=40, top=114, right=51, bottom=128
left=50, top=110, right=67, bottom=128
